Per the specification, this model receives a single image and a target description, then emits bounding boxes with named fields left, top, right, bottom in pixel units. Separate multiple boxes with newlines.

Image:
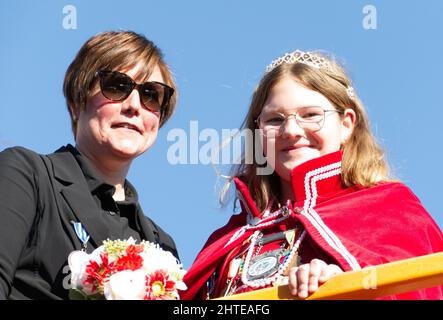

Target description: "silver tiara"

left=265, top=50, right=331, bottom=73
left=265, top=49, right=355, bottom=100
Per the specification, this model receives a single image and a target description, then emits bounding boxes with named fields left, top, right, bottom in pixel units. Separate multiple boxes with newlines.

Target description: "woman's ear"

left=69, top=104, right=80, bottom=121
left=341, top=108, right=356, bottom=143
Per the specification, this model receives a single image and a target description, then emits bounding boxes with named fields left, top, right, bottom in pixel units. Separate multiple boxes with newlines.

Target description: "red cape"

left=182, top=151, right=443, bottom=299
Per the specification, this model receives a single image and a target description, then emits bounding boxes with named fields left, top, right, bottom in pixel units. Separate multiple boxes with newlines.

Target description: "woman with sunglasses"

left=182, top=50, right=443, bottom=300
left=0, top=31, right=178, bottom=299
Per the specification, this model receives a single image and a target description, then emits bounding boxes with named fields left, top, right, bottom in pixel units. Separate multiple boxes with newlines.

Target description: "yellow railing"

left=216, top=252, right=443, bottom=300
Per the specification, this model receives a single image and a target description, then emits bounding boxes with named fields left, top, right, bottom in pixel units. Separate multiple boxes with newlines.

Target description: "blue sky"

left=1, top=0, right=442, bottom=269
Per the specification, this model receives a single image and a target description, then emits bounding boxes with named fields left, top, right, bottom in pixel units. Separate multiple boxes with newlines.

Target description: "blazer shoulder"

left=0, top=146, right=42, bottom=163
left=0, top=146, right=47, bottom=175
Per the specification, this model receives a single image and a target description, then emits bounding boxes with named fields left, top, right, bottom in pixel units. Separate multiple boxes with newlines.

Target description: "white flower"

left=68, top=247, right=106, bottom=295
left=68, top=250, right=90, bottom=290
left=104, top=270, right=146, bottom=300
left=125, top=237, right=137, bottom=245
left=168, top=269, right=187, bottom=290
left=175, top=280, right=188, bottom=291
left=140, top=244, right=183, bottom=274
left=89, top=245, right=105, bottom=262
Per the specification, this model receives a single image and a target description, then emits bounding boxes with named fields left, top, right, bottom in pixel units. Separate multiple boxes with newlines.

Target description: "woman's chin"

left=108, top=141, right=147, bottom=160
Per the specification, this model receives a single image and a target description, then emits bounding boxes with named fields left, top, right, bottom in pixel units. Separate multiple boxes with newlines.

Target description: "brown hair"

left=229, top=51, right=390, bottom=212
left=63, top=30, right=177, bottom=136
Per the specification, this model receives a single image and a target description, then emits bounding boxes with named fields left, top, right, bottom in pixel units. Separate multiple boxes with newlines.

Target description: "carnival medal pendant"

left=246, top=249, right=284, bottom=281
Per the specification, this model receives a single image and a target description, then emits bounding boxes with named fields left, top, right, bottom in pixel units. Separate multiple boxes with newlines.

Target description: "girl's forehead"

left=262, top=80, right=332, bottom=112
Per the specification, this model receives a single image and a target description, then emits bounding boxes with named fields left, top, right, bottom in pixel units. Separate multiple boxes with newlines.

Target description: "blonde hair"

left=63, top=31, right=177, bottom=137
left=228, top=51, right=390, bottom=212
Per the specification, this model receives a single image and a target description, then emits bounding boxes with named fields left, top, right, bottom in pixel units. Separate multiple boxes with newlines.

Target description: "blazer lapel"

left=60, top=187, right=111, bottom=248
left=47, top=147, right=111, bottom=248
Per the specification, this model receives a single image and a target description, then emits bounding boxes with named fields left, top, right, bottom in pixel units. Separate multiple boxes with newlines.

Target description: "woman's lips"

left=112, top=122, right=142, bottom=134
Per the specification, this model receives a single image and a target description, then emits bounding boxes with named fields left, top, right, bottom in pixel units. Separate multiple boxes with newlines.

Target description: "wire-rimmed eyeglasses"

left=255, top=106, right=343, bottom=137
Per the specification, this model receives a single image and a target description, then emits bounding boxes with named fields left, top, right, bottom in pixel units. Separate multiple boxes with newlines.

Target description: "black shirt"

left=69, top=145, right=144, bottom=242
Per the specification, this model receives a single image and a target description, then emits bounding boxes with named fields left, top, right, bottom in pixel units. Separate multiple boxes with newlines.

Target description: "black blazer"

left=0, top=146, right=178, bottom=299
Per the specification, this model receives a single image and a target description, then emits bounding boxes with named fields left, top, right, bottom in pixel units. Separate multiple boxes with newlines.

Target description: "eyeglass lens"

left=98, top=70, right=173, bottom=113
left=258, top=106, right=327, bottom=135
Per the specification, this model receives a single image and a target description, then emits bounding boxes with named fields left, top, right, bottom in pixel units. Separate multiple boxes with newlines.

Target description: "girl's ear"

left=341, top=108, right=356, bottom=144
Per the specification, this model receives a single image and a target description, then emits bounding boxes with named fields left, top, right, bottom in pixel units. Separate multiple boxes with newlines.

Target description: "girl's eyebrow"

left=262, top=105, right=323, bottom=113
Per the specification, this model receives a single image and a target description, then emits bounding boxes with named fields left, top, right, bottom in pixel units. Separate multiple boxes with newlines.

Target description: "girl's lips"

left=281, top=145, right=311, bottom=152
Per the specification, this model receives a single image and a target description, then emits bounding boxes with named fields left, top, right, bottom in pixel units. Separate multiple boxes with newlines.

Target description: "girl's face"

left=260, top=77, right=355, bottom=183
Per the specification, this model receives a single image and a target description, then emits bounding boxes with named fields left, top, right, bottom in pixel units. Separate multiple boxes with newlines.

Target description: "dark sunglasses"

left=96, top=70, right=174, bottom=117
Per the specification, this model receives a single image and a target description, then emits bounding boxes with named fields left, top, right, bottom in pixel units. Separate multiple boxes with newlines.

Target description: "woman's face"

left=260, top=77, right=355, bottom=183
left=75, top=63, right=163, bottom=162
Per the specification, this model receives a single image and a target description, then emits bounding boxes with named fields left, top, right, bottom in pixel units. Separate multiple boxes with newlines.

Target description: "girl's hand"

left=288, top=259, right=343, bottom=299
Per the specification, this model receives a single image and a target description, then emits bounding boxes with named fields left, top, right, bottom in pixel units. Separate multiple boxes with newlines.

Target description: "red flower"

left=144, top=270, right=177, bottom=300
left=115, top=244, right=144, bottom=271
left=84, top=253, right=116, bottom=293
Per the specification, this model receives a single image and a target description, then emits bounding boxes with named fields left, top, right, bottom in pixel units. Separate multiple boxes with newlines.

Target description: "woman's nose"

left=122, top=88, right=142, bottom=115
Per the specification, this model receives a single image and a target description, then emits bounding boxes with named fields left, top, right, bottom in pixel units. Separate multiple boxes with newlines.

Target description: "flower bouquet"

left=68, top=237, right=187, bottom=300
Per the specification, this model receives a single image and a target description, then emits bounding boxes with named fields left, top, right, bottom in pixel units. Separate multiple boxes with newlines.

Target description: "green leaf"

left=69, top=288, right=88, bottom=300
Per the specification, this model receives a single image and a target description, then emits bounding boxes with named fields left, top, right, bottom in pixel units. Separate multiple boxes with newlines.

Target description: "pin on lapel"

left=70, top=220, right=90, bottom=251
